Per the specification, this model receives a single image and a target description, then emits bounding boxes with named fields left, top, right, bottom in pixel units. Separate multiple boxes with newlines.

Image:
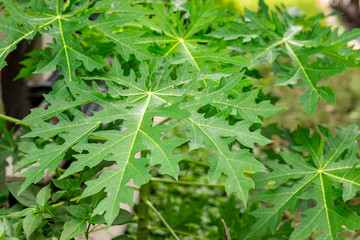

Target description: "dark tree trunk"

left=0, top=39, right=39, bottom=127
left=331, top=0, right=360, bottom=29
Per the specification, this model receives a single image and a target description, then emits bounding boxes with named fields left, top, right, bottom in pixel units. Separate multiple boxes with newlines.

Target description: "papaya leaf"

left=250, top=124, right=360, bottom=239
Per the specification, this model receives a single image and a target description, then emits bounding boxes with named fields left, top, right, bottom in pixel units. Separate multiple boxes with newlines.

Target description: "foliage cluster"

left=1, top=0, right=360, bottom=239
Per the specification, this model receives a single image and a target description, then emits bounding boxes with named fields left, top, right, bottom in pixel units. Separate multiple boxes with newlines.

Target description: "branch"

left=0, top=113, right=29, bottom=127
left=154, top=117, right=171, bottom=126
left=51, top=196, right=80, bottom=208
left=145, top=200, right=179, bottom=240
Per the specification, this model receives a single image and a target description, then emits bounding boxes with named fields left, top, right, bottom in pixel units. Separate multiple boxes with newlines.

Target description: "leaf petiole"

left=146, top=200, right=180, bottom=240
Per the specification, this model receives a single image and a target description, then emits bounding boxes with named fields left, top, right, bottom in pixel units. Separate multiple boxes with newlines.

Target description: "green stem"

left=150, top=185, right=171, bottom=205
left=51, top=196, right=80, bottom=208
left=89, top=225, right=108, bottom=234
left=137, top=149, right=151, bottom=240
left=137, top=183, right=151, bottom=240
left=151, top=177, right=225, bottom=188
left=146, top=200, right=180, bottom=240
left=88, top=135, right=108, bottom=142
left=85, top=224, right=91, bottom=240
left=128, top=185, right=140, bottom=191
left=154, top=117, right=171, bottom=126
left=0, top=113, right=29, bottom=127
left=148, top=226, right=209, bottom=240
left=89, top=225, right=104, bottom=234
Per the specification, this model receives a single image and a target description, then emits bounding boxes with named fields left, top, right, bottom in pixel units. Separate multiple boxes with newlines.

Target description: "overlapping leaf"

left=0, top=0, right=51, bottom=70
left=178, top=73, right=280, bottom=203
left=18, top=56, right=282, bottom=224
left=0, top=0, right=109, bottom=81
left=18, top=58, right=194, bottom=224
left=218, top=1, right=360, bottom=114
left=250, top=124, right=360, bottom=239
left=185, top=111, right=267, bottom=203
left=137, top=1, right=248, bottom=70
left=88, top=8, right=151, bottom=61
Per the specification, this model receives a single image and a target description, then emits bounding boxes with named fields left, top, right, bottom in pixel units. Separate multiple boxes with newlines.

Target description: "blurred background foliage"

left=222, top=0, right=324, bottom=15
left=222, top=0, right=360, bottom=132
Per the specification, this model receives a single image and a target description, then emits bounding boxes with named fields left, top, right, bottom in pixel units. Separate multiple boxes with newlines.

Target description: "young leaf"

left=0, top=119, right=19, bottom=167
left=7, top=182, right=40, bottom=207
left=277, top=43, right=345, bottom=114
left=88, top=0, right=151, bottom=61
left=35, top=185, right=51, bottom=207
left=1, top=0, right=108, bottom=81
left=23, top=214, right=42, bottom=238
left=211, top=88, right=284, bottom=123
left=64, top=204, right=91, bottom=219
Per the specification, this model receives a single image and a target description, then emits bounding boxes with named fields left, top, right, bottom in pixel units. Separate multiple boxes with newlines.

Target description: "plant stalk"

left=146, top=200, right=179, bottom=240
left=154, top=117, right=171, bottom=126
left=136, top=182, right=151, bottom=240
left=85, top=224, right=91, bottom=240
left=51, top=196, right=80, bottom=208
left=0, top=113, right=29, bottom=127
left=137, top=150, right=151, bottom=239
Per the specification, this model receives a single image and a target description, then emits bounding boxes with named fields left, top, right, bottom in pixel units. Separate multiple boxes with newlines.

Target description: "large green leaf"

left=250, top=124, right=360, bottom=239
left=23, top=213, right=42, bottom=238
left=18, top=58, right=193, bottom=225
left=60, top=219, right=87, bottom=240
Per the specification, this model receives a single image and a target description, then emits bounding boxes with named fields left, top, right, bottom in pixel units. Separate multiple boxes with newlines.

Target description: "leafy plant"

left=0, top=0, right=360, bottom=239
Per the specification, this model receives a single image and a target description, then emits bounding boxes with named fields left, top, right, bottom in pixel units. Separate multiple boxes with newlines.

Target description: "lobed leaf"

left=251, top=124, right=360, bottom=239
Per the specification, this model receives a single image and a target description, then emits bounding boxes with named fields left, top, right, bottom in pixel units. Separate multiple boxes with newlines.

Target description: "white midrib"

left=57, top=17, right=72, bottom=81
left=109, top=93, right=152, bottom=216
left=179, top=38, right=200, bottom=70
left=285, top=42, right=318, bottom=95
left=319, top=173, right=333, bottom=240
